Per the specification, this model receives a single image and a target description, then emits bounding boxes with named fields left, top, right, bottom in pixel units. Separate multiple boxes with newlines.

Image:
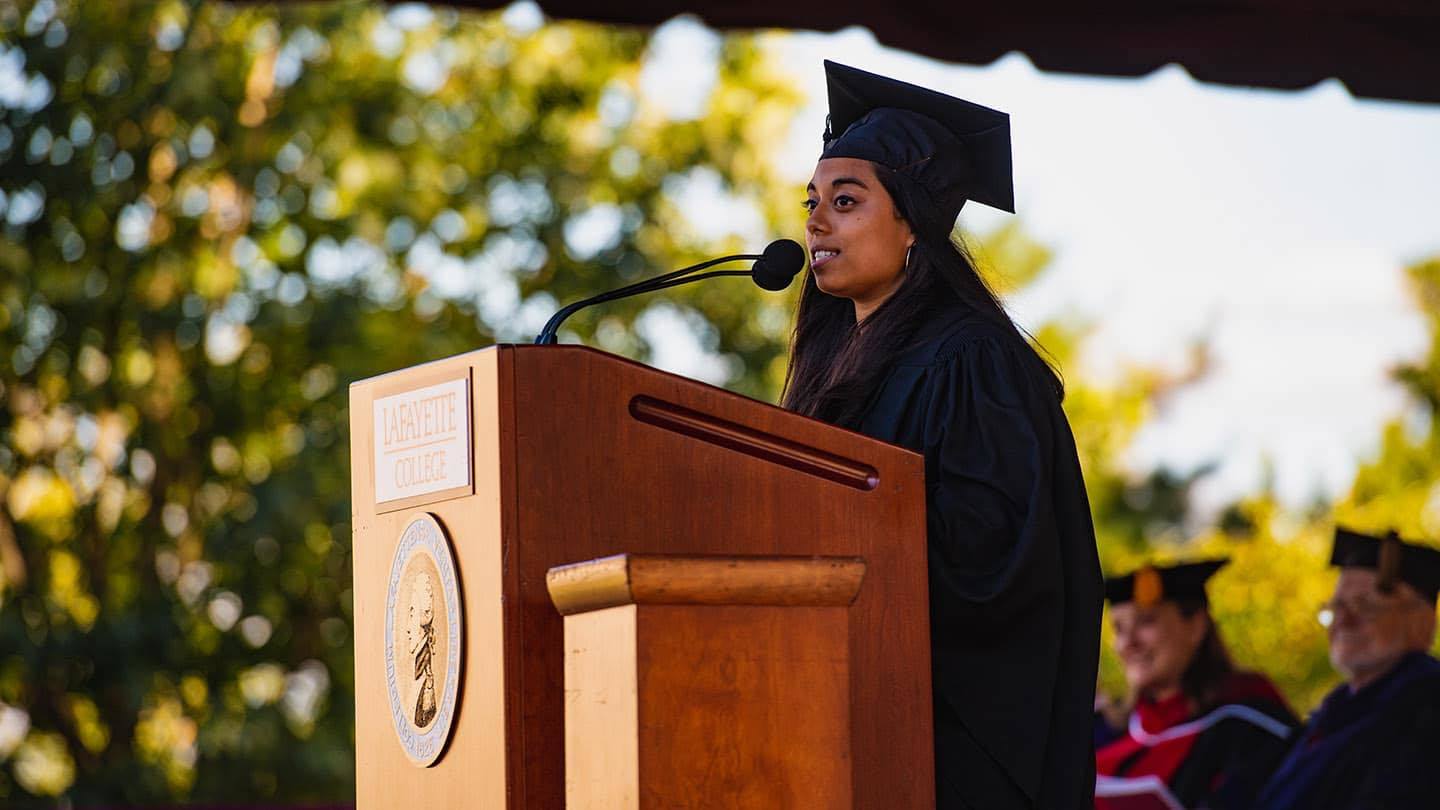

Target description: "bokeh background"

left=1, top=0, right=1438, bottom=803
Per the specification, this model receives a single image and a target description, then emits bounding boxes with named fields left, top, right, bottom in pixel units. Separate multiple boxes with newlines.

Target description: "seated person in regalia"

left=1254, top=526, right=1440, bottom=810
left=1095, top=560, right=1298, bottom=809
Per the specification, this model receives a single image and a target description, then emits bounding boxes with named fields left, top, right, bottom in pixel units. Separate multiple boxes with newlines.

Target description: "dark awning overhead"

left=450, top=1, right=1440, bottom=105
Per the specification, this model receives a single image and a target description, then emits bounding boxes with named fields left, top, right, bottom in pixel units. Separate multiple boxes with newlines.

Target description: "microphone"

left=533, top=239, right=805, bottom=345
left=751, top=238, right=806, bottom=291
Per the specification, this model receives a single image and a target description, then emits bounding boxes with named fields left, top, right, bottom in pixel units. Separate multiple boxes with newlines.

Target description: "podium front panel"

left=351, top=350, right=510, bottom=808
left=351, top=345, right=932, bottom=809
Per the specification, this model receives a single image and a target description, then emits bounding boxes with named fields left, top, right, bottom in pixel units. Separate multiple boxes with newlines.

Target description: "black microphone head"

left=751, top=239, right=805, bottom=291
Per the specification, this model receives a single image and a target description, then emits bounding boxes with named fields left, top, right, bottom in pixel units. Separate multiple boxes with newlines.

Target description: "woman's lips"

left=1121, top=652, right=1152, bottom=668
left=811, top=249, right=840, bottom=270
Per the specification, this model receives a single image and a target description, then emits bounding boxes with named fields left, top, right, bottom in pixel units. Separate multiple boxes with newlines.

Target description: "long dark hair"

left=780, top=163, right=1061, bottom=427
left=1175, top=599, right=1236, bottom=713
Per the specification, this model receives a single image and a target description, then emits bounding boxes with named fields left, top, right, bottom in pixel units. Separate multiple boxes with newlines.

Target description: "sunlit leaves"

left=13, top=0, right=1418, bottom=801
left=1092, top=252, right=1440, bottom=714
left=14, top=730, right=74, bottom=797
left=0, top=0, right=807, bottom=801
left=134, top=693, right=198, bottom=793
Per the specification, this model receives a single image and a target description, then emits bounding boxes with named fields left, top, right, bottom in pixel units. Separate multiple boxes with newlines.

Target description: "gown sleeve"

left=916, top=331, right=1059, bottom=606
left=909, top=327, right=1099, bottom=806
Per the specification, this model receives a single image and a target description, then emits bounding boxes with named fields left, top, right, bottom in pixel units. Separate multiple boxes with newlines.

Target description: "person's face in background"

left=1110, top=601, right=1210, bottom=701
left=804, top=157, right=914, bottom=321
left=1324, top=568, right=1436, bottom=691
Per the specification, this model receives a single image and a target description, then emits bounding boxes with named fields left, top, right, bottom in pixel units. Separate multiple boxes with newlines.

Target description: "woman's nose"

left=806, top=207, right=828, bottom=235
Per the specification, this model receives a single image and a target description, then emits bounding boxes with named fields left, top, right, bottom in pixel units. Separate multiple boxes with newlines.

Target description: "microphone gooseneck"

left=533, top=239, right=806, bottom=345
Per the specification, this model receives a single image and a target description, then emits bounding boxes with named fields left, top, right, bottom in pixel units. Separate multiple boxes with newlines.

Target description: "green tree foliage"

left=1335, top=255, right=1440, bottom=669
left=1341, top=257, right=1440, bottom=537
left=1094, top=254, right=1440, bottom=716
left=1097, top=499, right=1342, bottom=714
left=0, top=0, right=802, bottom=801
left=4, top=0, right=1432, bottom=802
left=970, top=228, right=1233, bottom=707
left=0, top=0, right=1226, bottom=797
left=1206, top=255, right=1440, bottom=712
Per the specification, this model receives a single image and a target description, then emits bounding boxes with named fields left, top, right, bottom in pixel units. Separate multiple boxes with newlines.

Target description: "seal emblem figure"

left=384, top=513, right=462, bottom=766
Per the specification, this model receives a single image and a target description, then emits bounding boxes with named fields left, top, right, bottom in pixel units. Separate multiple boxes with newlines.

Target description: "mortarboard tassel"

left=1377, top=531, right=1403, bottom=594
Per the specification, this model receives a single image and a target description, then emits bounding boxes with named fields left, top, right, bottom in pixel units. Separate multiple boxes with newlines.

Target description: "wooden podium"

left=349, top=345, right=933, bottom=809
left=548, top=553, right=870, bottom=808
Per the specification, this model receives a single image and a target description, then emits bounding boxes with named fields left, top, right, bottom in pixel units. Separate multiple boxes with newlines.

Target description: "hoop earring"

left=904, top=244, right=913, bottom=269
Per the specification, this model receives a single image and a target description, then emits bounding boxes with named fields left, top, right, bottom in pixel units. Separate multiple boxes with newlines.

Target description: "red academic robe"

left=1095, top=672, right=1298, bottom=809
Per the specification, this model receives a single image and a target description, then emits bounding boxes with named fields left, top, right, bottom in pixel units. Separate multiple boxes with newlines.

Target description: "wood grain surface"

left=546, top=553, right=866, bottom=615
left=350, top=349, right=511, bottom=809
left=350, top=345, right=932, bottom=809
left=557, top=556, right=864, bottom=809
left=563, top=603, right=854, bottom=810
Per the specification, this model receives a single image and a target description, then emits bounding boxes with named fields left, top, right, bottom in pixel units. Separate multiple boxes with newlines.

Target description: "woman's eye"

left=802, top=199, right=818, bottom=212
left=834, top=195, right=855, bottom=208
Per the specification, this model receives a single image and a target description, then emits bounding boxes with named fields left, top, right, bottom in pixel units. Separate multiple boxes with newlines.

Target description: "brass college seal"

left=384, top=513, right=462, bottom=766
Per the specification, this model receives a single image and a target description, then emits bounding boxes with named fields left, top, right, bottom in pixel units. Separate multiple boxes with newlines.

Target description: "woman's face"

left=805, top=157, right=914, bottom=320
left=1110, top=601, right=1210, bottom=699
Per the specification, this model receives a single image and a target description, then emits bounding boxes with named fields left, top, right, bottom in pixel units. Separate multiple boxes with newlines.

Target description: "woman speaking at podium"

left=782, top=62, right=1104, bottom=808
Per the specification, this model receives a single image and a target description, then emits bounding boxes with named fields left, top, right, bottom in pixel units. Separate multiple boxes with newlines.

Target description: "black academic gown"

left=1252, top=652, right=1440, bottom=810
left=854, top=306, right=1104, bottom=809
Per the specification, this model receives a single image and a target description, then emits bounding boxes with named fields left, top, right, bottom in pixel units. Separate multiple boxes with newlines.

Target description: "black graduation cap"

left=820, top=60, right=1014, bottom=238
left=1330, top=526, right=1440, bottom=603
left=1104, top=559, right=1229, bottom=608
